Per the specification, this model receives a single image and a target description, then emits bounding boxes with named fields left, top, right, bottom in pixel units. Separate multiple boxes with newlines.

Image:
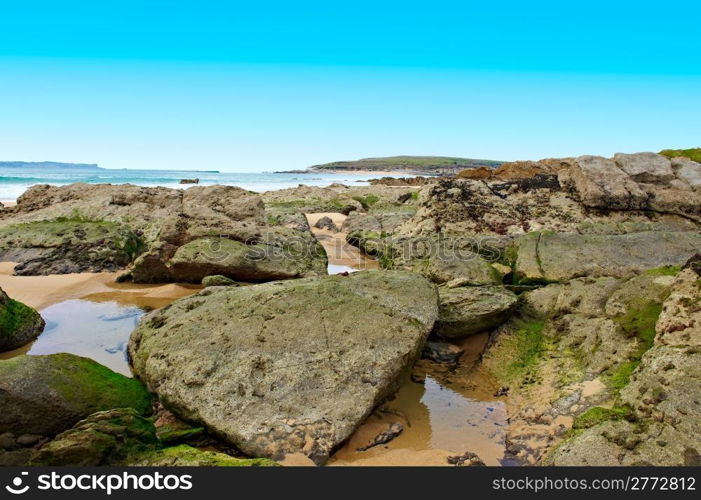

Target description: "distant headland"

left=275, top=155, right=504, bottom=175
left=0, top=161, right=102, bottom=170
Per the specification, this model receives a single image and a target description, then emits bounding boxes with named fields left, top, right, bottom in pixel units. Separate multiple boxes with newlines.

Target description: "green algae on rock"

left=131, top=445, right=279, bottom=467
left=0, top=353, right=152, bottom=436
left=0, top=219, right=143, bottom=275
left=29, top=409, right=279, bottom=467
left=29, top=408, right=158, bottom=466
left=0, top=287, right=45, bottom=352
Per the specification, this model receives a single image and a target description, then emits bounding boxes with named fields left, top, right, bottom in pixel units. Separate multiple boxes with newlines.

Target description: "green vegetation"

left=495, top=318, right=547, bottom=382
left=7, top=353, right=153, bottom=415
left=572, top=406, right=633, bottom=430
left=643, top=265, right=681, bottom=277
left=309, top=155, right=503, bottom=172
left=352, top=194, right=380, bottom=210
left=134, top=444, right=280, bottom=466
left=0, top=298, right=38, bottom=341
left=606, top=298, right=666, bottom=393
left=659, top=147, right=701, bottom=163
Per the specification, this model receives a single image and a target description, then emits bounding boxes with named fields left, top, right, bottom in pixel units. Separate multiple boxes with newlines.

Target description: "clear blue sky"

left=1, top=1, right=699, bottom=171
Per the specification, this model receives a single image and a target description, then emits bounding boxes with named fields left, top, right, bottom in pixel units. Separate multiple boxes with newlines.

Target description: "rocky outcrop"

left=436, top=286, right=518, bottom=338
left=559, top=153, right=701, bottom=220
left=514, top=231, right=701, bottom=283
left=0, top=354, right=151, bottom=437
left=478, top=268, right=678, bottom=465
left=0, top=287, right=44, bottom=352
left=0, top=219, right=142, bottom=275
left=129, top=271, right=438, bottom=464
left=543, top=262, right=701, bottom=466
left=0, top=183, right=327, bottom=282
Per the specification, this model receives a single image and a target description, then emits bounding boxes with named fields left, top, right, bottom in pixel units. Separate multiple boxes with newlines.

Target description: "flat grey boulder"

left=516, top=231, right=701, bottom=282
left=436, top=286, right=518, bottom=338
left=129, top=271, right=438, bottom=464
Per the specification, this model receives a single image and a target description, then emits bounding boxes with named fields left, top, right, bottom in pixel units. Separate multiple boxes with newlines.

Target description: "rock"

left=447, top=451, right=485, bottom=466
left=0, top=354, right=151, bottom=436
left=559, top=155, right=649, bottom=211
left=356, top=423, right=404, bottom=451
left=0, top=433, right=17, bottom=451
left=129, top=271, right=439, bottom=464
left=0, top=183, right=327, bottom=282
left=129, top=445, right=279, bottom=467
left=140, top=228, right=327, bottom=284
left=671, top=157, right=701, bottom=190
left=559, top=154, right=701, bottom=221
left=436, top=286, right=518, bottom=338
left=201, top=275, right=238, bottom=287
left=0, top=220, right=142, bottom=275
left=421, top=341, right=463, bottom=364
left=419, top=251, right=501, bottom=286
left=313, top=216, right=338, bottom=231
left=0, top=287, right=45, bottom=352
left=28, top=408, right=158, bottom=466
left=655, top=267, right=701, bottom=347
left=16, top=434, right=43, bottom=447
left=613, top=152, right=675, bottom=184
left=515, top=231, right=701, bottom=282
left=29, top=408, right=277, bottom=467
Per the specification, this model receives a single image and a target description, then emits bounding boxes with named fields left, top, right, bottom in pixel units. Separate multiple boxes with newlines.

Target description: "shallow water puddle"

left=27, top=299, right=143, bottom=376
left=328, top=333, right=509, bottom=466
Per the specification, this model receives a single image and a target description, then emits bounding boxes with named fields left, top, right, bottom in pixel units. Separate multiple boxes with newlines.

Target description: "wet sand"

left=305, top=213, right=379, bottom=273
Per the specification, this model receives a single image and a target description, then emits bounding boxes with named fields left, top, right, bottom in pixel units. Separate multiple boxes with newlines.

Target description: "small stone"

left=201, top=275, right=238, bottom=287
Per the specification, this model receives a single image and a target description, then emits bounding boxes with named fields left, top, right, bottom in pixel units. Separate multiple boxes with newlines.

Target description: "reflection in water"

left=28, top=300, right=144, bottom=376
left=421, top=376, right=507, bottom=458
left=329, top=333, right=509, bottom=466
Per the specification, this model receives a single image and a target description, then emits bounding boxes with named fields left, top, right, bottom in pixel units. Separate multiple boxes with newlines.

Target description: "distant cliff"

left=307, top=155, right=503, bottom=174
left=0, top=161, right=101, bottom=170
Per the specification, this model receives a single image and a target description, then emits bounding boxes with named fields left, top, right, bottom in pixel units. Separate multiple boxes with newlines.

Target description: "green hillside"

left=309, top=155, right=503, bottom=173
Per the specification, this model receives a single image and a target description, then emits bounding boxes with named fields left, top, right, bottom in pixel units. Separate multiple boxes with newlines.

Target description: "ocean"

left=0, top=166, right=411, bottom=202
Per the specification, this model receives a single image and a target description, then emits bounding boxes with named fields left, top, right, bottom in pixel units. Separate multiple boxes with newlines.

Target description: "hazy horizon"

left=1, top=2, right=700, bottom=172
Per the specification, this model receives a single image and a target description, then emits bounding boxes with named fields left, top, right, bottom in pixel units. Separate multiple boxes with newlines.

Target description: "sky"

left=1, top=1, right=700, bottom=172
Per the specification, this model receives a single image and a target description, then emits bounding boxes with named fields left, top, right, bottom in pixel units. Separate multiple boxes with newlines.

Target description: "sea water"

left=0, top=165, right=411, bottom=201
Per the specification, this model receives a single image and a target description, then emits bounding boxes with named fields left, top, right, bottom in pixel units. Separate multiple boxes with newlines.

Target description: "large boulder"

left=436, top=286, right=518, bottom=338
left=515, top=231, right=701, bottom=282
left=0, top=354, right=152, bottom=436
left=0, top=287, right=45, bottom=352
left=129, top=271, right=439, bottom=464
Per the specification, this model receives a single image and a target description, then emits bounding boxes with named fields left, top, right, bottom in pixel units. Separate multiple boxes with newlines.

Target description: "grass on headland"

left=659, top=147, right=701, bottom=163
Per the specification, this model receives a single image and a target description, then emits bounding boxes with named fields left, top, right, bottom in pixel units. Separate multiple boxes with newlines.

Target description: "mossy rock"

left=29, top=408, right=158, bottom=466
left=130, top=445, right=280, bottom=467
left=0, top=354, right=152, bottom=436
left=0, top=288, right=45, bottom=352
left=0, top=220, right=143, bottom=275
left=201, top=274, right=238, bottom=287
